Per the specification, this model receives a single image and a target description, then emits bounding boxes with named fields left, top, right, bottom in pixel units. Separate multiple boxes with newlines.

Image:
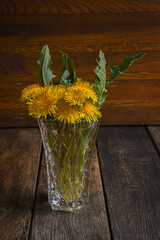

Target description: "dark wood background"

left=0, top=0, right=160, bottom=127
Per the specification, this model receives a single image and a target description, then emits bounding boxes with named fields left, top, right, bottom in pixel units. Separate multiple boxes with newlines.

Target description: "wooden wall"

left=0, top=0, right=160, bottom=127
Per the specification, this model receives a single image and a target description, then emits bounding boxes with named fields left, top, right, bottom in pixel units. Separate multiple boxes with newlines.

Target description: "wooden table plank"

left=30, top=148, right=111, bottom=240
left=0, top=128, right=41, bottom=240
left=147, top=126, right=160, bottom=153
left=97, top=126, right=160, bottom=240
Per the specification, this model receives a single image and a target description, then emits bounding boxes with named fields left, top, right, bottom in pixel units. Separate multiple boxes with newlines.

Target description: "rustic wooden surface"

left=97, top=126, right=160, bottom=240
left=0, top=0, right=160, bottom=126
left=147, top=126, right=160, bottom=152
left=0, top=128, right=41, bottom=240
left=30, top=148, right=111, bottom=240
left=0, top=126, right=160, bottom=239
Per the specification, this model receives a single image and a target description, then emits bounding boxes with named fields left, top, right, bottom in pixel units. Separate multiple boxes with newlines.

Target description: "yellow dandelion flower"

left=79, top=101, right=101, bottom=123
left=20, top=84, right=41, bottom=102
left=52, top=84, right=67, bottom=100
left=75, top=78, right=97, bottom=102
left=64, top=86, right=87, bottom=106
left=56, top=98, right=80, bottom=124
left=76, top=79, right=98, bottom=103
left=75, top=78, right=91, bottom=88
left=27, top=86, right=57, bottom=119
left=64, top=80, right=98, bottom=106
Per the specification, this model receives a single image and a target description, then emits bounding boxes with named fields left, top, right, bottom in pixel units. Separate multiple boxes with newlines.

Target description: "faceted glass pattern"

left=38, top=118, right=100, bottom=212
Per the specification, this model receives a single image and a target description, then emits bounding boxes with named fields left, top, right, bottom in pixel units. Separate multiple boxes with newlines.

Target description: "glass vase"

left=38, top=118, right=101, bottom=212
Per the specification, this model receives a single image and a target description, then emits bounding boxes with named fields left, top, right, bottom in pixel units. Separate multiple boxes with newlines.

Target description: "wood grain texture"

left=30, top=148, right=111, bottom=240
left=0, top=0, right=160, bottom=15
left=147, top=126, right=160, bottom=152
left=0, top=128, right=41, bottom=240
left=0, top=1, right=160, bottom=126
left=97, top=127, right=160, bottom=240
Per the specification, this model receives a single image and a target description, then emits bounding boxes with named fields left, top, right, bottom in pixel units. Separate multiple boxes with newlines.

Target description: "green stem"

left=48, top=121, right=96, bottom=202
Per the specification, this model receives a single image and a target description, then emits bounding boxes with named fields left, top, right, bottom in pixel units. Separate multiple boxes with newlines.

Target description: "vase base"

left=49, top=200, right=88, bottom=212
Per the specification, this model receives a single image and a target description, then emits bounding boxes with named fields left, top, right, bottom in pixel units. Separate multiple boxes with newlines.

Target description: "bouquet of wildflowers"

left=20, top=45, right=144, bottom=209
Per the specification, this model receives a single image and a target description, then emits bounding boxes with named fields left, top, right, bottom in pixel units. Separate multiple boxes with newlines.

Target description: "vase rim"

left=37, top=117, right=101, bottom=125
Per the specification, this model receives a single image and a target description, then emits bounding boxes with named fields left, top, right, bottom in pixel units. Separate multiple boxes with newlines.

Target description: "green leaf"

left=93, top=51, right=145, bottom=107
left=92, top=50, right=107, bottom=106
left=97, top=95, right=107, bottom=106
left=33, top=45, right=56, bottom=86
left=59, top=51, right=76, bottom=86
left=107, top=53, right=145, bottom=85
left=68, top=56, right=76, bottom=84
left=50, top=80, right=58, bottom=85
left=59, top=52, right=69, bottom=85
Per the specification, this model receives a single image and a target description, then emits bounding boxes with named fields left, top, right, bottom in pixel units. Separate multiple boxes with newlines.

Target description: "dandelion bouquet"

left=20, top=45, right=144, bottom=211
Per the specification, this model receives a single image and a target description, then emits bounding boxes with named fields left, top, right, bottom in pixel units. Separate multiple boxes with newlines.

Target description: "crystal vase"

left=38, top=118, right=101, bottom=212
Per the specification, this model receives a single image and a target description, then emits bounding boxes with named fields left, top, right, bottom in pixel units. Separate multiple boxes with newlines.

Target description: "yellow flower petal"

left=64, top=79, right=98, bottom=106
left=55, top=98, right=80, bottom=124
left=27, top=86, right=57, bottom=119
left=79, top=101, right=101, bottom=122
left=20, top=84, right=41, bottom=102
left=52, top=84, right=67, bottom=100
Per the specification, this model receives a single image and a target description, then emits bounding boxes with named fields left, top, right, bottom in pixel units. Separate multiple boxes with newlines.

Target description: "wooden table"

left=0, top=126, right=160, bottom=240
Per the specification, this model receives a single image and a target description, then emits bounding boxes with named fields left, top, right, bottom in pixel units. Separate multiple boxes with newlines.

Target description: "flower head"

left=55, top=98, right=80, bottom=124
left=79, top=101, right=101, bottom=122
left=27, top=85, right=57, bottom=119
left=75, top=78, right=91, bottom=88
left=64, top=86, right=87, bottom=106
left=53, top=84, right=67, bottom=100
left=64, top=79, right=98, bottom=106
left=20, top=84, right=41, bottom=102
